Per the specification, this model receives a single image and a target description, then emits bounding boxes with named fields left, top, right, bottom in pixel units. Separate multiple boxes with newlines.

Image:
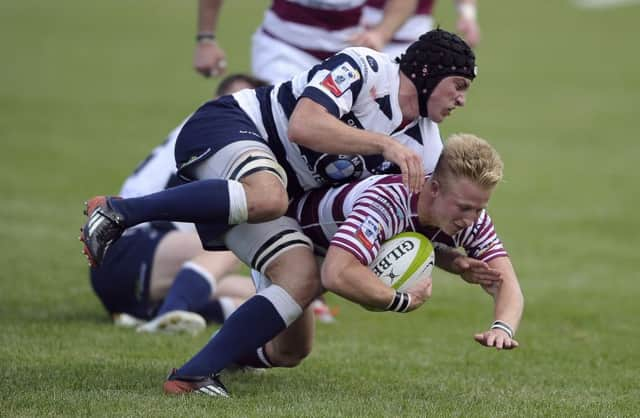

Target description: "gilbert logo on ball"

left=369, top=232, right=435, bottom=292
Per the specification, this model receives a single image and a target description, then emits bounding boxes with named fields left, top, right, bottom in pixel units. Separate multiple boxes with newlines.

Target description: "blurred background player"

left=193, top=0, right=419, bottom=83
left=362, top=0, right=480, bottom=59
left=89, top=74, right=265, bottom=335
left=251, top=0, right=418, bottom=83
left=163, top=133, right=523, bottom=396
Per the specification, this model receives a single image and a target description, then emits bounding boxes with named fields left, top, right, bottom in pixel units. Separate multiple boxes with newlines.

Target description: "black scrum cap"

left=397, top=29, right=477, bottom=118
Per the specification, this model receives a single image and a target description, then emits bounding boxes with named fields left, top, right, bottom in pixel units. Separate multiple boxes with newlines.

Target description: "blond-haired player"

left=163, top=134, right=524, bottom=396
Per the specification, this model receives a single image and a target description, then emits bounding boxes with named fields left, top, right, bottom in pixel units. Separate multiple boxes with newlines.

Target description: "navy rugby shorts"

left=174, top=95, right=267, bottom=181
left=89, top=222, right=174, bottom=320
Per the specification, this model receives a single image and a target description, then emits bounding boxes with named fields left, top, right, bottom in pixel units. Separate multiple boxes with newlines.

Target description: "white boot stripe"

left=87, top=211, right=106, bottom=231
left=87, top=216, right=106, bottom=236
left=198, top=386, right=216, bottom=396
left=86, top=213, right=100, bottom=230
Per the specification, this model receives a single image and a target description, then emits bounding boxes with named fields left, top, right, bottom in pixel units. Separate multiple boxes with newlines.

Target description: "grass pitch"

left=1, top=0, right=639, bottom=416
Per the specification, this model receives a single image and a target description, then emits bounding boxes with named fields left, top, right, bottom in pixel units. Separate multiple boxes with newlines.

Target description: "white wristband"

left=458, top=3, right=477, bottom=21
left=491, top=320, right=514, bottom=338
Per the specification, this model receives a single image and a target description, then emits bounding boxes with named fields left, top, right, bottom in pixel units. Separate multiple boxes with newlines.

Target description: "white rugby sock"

left=258, top=285, right=303, bottom=327
left=227, top=180, right=248, bottom=224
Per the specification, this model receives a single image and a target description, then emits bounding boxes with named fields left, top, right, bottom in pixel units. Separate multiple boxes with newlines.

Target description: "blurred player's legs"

left=311, top=297, right=338, bottom=324
left=137, top=232, right=252, bottom=335
left=90, top=223, right=253, bottom=334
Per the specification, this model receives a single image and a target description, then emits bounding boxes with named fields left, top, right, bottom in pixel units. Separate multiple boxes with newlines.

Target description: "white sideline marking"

left=573, top=0, right=640, bottom=9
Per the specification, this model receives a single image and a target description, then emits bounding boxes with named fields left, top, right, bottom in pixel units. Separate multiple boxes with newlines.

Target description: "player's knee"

left=271, top=344, right=312, bottom=368
left=251, top=188, right=288, bottom=221
left=266, top=251, right=321, bottom=307
left=242, top=174, right=288, bottom=222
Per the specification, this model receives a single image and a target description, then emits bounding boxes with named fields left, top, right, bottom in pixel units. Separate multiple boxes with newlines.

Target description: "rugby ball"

left=369, top=232, right=435, bottom=292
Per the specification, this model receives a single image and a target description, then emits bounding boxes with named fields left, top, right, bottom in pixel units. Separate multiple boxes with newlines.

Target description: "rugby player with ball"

left=298, top=133, right=523, bottom=340
left=163, top=133, right=524, bottom=396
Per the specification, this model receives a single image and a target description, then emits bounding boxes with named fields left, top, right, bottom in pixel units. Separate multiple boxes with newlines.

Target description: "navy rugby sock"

left=110, top=179, right=230, bottom=227
left=234, top=345, right=273, bottom=369
left=197, top=297, right=236, bottom=324
left=177, top=285, right=301, bottom=376
left=156, top=262, right=213, bottom=317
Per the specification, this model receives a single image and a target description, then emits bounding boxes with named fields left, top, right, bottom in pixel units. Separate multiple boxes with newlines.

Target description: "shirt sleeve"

left=455, top=210, right=509, bottom=262
left=299, top=50, right=366, bottom=119
left=330, top=183, right=410, bottom=265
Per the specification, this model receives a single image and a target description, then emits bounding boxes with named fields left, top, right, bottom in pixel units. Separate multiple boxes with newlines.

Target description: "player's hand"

left=405, top=276, right=432, bottom=312
left=193, top=41, right=227, bottom=77
left=474, top=328, right=519, bottom=350
left=453, top=256, right=502, bottom=287
left=348, top=29, right=386, bottom=51
left=381, top=139, right=424, bottom=194
left=456, top=17, right=480, bottom=48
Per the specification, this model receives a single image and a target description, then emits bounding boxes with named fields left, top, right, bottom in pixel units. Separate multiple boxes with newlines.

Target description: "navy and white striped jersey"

left=289, top=174, right=508, bottom=265
left=233, top=47, right=442, bottom=194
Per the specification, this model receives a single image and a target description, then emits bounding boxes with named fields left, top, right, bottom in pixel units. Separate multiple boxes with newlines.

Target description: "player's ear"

left=430, top=178, right=441, bottom=197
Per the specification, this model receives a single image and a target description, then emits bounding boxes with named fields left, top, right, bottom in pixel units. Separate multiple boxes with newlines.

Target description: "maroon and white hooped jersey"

left=363, top=0, right=436, bottom=43
left=289, top=174, right=508, bottom=265
left=260, top=0, right=368, bottom=62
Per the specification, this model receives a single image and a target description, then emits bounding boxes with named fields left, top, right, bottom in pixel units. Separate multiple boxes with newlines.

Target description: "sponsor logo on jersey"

left=366, top=55, right=378, bottom=72
left=370, top=159, right=396, bottom=174
left=314, top=154, right=364, bottom=185
left=356, top=216, right=380, bottom=250
left=238, top=129, right=262, bottom=139
left=320, top=62, right=360, bottom=97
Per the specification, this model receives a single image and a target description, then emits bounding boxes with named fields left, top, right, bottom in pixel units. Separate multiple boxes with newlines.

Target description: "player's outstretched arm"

left=434, top=247, right=502, bottom=288
left=322, top=245, right=431, bottom=312
left=473, top=256, right=524, bottom=350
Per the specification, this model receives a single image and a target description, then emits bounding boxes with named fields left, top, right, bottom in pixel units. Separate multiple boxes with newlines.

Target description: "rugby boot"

left=136, top=310, right=206, bottom=336
left=163, top=368, right=230, bottom=397
left=80, top=196, right=125, bottom=267
left=112, top=313, right=146, bottom=328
